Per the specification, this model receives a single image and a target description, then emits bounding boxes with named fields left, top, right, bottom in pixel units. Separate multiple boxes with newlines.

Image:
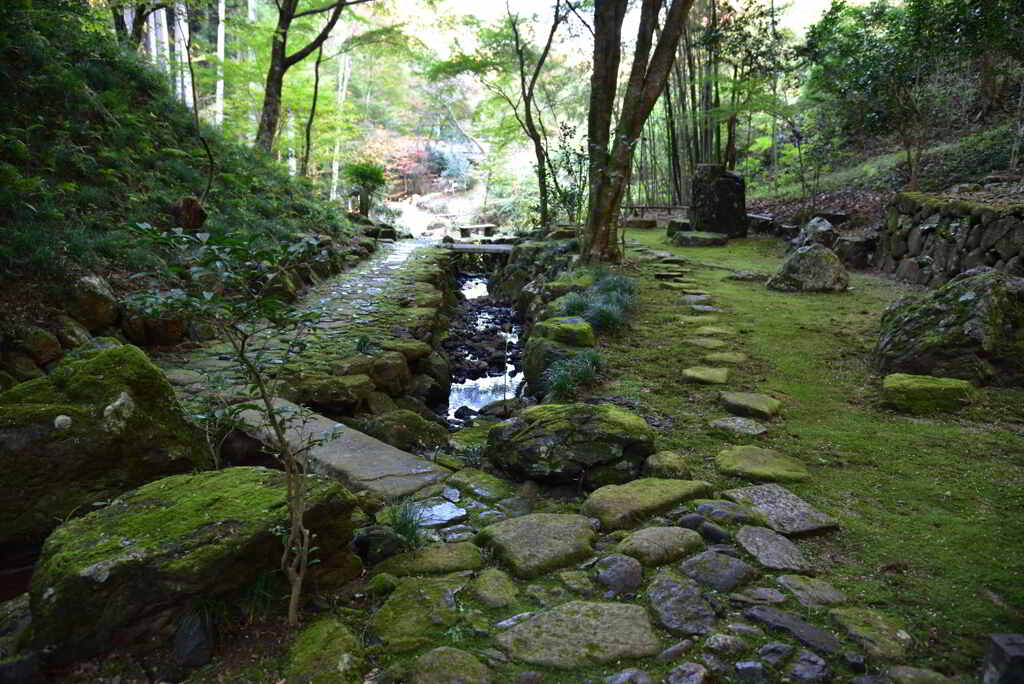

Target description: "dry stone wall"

left=877, top=192, right=1024, bottom=286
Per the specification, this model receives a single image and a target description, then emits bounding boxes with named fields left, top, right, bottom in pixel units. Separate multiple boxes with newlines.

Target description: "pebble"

left=595, top=554, right=644, bottom=595
left=604, top=669, right=653, bottom=684
left=758, top=641, right=795, bottom=665
left=788, top=649, right=832, bottom=682
left=705, top=633, right=748, bottom=655
left=678, top=513, right=706, bottom=530
left=698, top=521, right=732, bottom=543
left=666, top=663, right=710, bottom=684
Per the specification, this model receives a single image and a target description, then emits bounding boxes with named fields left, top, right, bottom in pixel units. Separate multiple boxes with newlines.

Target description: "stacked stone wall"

left=877, top=192, right=1024, bottom=286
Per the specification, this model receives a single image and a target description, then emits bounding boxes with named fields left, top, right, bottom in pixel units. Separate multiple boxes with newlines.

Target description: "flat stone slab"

left=777, top=575, right=847, bottom=608
left=694, top=326, right=735, bottom=336
left=234, top=399, right=448, bottom=498
left=716, top=446, right=810, bottom=483
left=743, top=606, right=842, bottom=655
left=709, top=417, right=769, bottom=437
left=703, top=352, right=748, bottom=365
left=375, top=541, right=484, bottom=576
left=720, top=392, right=781, bottom=420
left=888, top=666, right=955, bottom=683
left=496, top=601, right=661, bottom=669
left=443, top=244, right=514, bottom=254
left=476, top=513, right=595, bottom=578
left=681, top=294, right=713, bottom=305
left=881, top=373, right=976, bottom=415
left=690, top=305, right=720, bottom=313
left=735, top=526, right=812, bottom=572
left=684, top=367, right=731, bottom=384
left=583, top=479, right=713, bottom=530
left=370, top=576, right=467, bottom=652
left=648, top=571, right=716, bottom=635
left=675, top=232, right=729, bottom=247
left=723, top=484, right=838, bottom=536
left=617, top=527, right=704, bottom=566
left=680, top=550, right=758, bottom=592
left=447, top=468, right=515, bottom=503
left=729, top=587, right=787, bottom=605
left=679, top=315, right=719, bottom=324
left=414, top=499, right=469, bottom=528
left=830, top=607, right=912, bottom=660
left=686, top=337, right=729, bottom=350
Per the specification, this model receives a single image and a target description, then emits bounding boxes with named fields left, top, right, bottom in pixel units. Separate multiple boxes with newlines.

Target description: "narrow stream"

left=444, top=274, right=524, bottom=421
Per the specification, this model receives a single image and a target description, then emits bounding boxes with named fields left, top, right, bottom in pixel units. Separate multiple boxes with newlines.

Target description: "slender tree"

left=584, top=0, right=695, bottom=262
left=254, top=0, right=376, bottom=153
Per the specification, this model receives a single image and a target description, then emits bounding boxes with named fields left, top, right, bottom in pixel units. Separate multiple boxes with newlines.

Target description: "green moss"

left=285, top=616, right=367, bottom=684
left=881, top=373, right=977, bottom=414
left=533, top=317, right=597, bottom=347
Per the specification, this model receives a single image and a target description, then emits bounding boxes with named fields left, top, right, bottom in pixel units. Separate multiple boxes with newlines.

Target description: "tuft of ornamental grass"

left=388, top=499, right=426, bottom=551
left=542, top=350, right=603, bottom=399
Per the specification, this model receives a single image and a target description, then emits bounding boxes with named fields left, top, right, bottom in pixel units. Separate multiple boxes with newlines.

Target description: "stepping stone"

left=558, top=570, right=598, bottom=596
left=777, top=575, right=847, bottom=608
left=724, top=484, right=838, bottom=536
left=495, top=601, right=661, bottom=669
left=730, top=588, right=787, bottom=605
left=686, top=337, right=729, bottom=350
left=667, top=663, right=710, bottom=683
left=680, top=550, right=757, bottom=592
left=655, top=271, right=692, bottom=280
left=788, top=649, right=832, bottom=682
left=720, top=392, right=781, bottom=420
left=716, top=446, right=810, bottom=483
left=659, top=257, right=690, bottom=265
left=710, top=417, right=769, bottom=437
left=376, top=541, right=484, bottom=576
left=235, top=399, right=448, bottom=498
left=661, top=282, right=701, bottom=291
left=164, top=368, right=203, bottom=386
left=413, top=499, right=469, bottom=527
left=645, top=451, right=693, bottom=479
left=447, top=469, right=515, bottom=503
left=830, top=607, right=913, bottom=660
left=742, top=606, right=842, bottom=655
left=648, top=571, right=716, bottom=635
left=679, top=315, right=718, bottom=324
left=675, top=231, right=729, bottom=247
left=681, top=294, right=713, bottom=304
left=695, top=500, right=760, bottom=524
left=684, top=366, right=730, bottom=384
left=694, top=326, right=735, bottom=336
left=583, top=478, right=713, bottom=530
left=881, top=373, right=976, bottom=415
left=735, top=526, right=812, bottom=572
left=476, top=513, right=595, bottom=579
left=703, top=352, right=748, bottom=365
left=617, top=527, right=704, bottom=566
left=691, top=305, right=719, bottom=313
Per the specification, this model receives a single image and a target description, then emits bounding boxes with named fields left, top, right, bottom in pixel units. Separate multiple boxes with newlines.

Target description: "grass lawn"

left=592, top=229, right=1024, bottom=674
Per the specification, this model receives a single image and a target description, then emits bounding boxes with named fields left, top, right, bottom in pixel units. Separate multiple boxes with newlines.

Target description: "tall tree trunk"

left=215, top=0, right=225, bottom=125
left=301, top=44, right=323, bottom=177
left=585, top=0, right=695, bottom=263
left=173, top=4, right=193, bottom=109
left=330, top=51, right=352, bottom=200
left=663, top=86, right=683, bottom=205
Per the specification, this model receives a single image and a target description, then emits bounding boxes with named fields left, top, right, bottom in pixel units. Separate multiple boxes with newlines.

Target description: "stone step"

left=683, top=366, right=731, bottom=384
left=235, top=398, right=449, bottom=498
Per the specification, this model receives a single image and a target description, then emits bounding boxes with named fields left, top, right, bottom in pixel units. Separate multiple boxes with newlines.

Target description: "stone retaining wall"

left=877, top=192, right=1024, bottom=286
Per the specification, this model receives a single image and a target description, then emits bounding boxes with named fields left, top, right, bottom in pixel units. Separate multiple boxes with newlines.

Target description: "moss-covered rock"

left=279, top=373, right=375, bottom=413
left=469, top=567, right=520, bottom=608
left=374, top=541, right=483, bottom=576
left=29, top=467, right=359, bottom=665
left=369, top=575, right=468, bottom=653
left=66, top=274, right=118, bottom=332
left=446, top=468, right=515, bottom=503
left=485, top=403, right=656, bottom=488
left=285, top=616, right=367, bottom=684
left=10, top=325, right=62, bottom=365
left=719, top=392, right=782, bottom=420
left=359, top=409, right=449, bottom=453
left=369, top=350, right=413, bottom=396
left=410, top=647, right=493, bottom=684
left=54, top=315, right=92, bottom=349
left=0, top=350, right=42, bottom=382
left=616, top=527, right=704, bottom=566
left=766, top=244, right=849, bottom=292
left=644, top=450, right=693, bottom=479
left=830, top=607, right=913, bottom=661
left=523, top=334, right=581, bottom=394
left=0, top=344, right=210, bottom=547
left=881, top=373, right=977, bottom=413
left=874, top=268, right=1024, bottom=385
left=476, top=513, right=595, bottom=579
left=533, top=317, right=596, bottom=347
left=582, top=479, right=713, bottom=530
left=715, top=446, right=810, bottom=483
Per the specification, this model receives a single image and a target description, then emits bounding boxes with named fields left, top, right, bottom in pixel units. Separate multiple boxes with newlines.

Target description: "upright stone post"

left=691, top=164, right=748, bottom=238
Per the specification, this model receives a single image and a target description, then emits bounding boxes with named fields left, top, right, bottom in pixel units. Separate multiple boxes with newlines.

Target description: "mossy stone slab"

left=616, top=527, right=704, bottom=566
left=369, top=575, right=468, bottom=653
left=724, top=484, right=838, bottom=536
left=720, top=392, right=782, bottom=420
left=679, top=315, right=719, bottom=325
left=495, top=601, right=661, bottom=669
left=830, top=607, right=913, bottom=660
left=881, top=373, right=976, bottom=414
left=285, top=616, right=367, bottom=684
left=709, top=416, right=769, bottom=438
left=887, top=667, right=955, bottom=684
left=776, top=575, right=847, bottom=608
left=469, top=567, right=520, bottom=608
left=375, top=541, right=483, bottom=576
left=582, top=478, right=713, bottom=530
left=735, top=526, right=812, bottom=572
left=686, top=337, right=729, bottom=350
left=694, top=326, right=736, bottom=336
left=683, top=366, right=731, bottom=384
left=673, top=231, right=729, bottom=247
left=716, top=446, right=809, bottom=483
left=411, top=648, right=493, bottom=684
left=446, top=468, right=515, bottom=503
left=534, top=317, right=597, bottom=348
left=476, top=513, right=595, bottom=578
left=703, top=352, right=748, bottom=365
left=644, top=450, right=692, bottom=479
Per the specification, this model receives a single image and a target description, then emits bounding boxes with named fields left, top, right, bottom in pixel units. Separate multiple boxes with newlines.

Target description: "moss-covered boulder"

left=29, top=468, right=359, bottom=665
left=485, top=403, right=656, bottom=488
left=285, top=616, right=367, bottom=684
left=369, top=575, right=468, bottom=653
left=533, top=317, right=596, bottom=347
left=715, top=446, right=810, bottom=483
left=644, top=450, right=693, bottom=479
left=66, top=274, right=119, bottom=332
left=875, top=269, right=1024, bottom=385
left=411, top=647, right=493, bottom=684
left=0, top=345, right=210, bottom=547
left=279, top=372, right=375, bottom=413
left=881, top=373, right=977, bottom=414
left=359, top=409, right=449, bottom=453
left=10, top=325, right=63, bottom=366
left=766, top=244, right=849, bottom=292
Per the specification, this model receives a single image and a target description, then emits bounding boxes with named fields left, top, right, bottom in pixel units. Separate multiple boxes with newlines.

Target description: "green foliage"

left=542, top=349, right=602, bottom=400
left=0, top=5, right=354, bottom=281
left=388, top=499, right=426, bottom=552
left=559, top=292, right=589, bottom=317
left=342, top=160, right=388, bottom=192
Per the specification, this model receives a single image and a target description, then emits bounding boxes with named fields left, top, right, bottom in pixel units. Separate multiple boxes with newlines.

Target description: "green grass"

left=594, top=229, right=1024, bottom=673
